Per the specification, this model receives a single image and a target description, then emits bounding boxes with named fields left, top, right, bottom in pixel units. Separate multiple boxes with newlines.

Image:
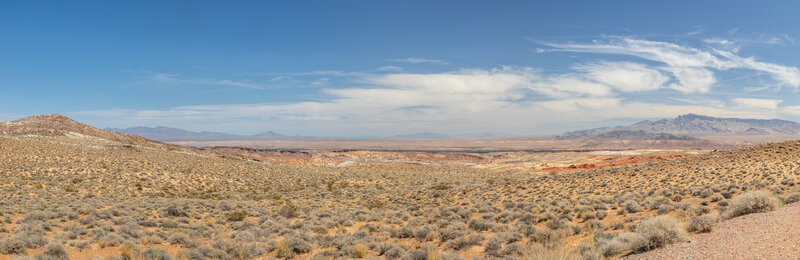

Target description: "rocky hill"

left=0, top=114, right=177, bottom=148
left=552, top=114, right=800, bottom=141
left=555, top=129, right=698, bottom=141
left=628, top=113, right=800, bottom=135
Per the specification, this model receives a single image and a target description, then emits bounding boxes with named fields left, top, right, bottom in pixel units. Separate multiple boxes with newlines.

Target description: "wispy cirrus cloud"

left=152, top=73, right=264, bottom=90
left=387, top=57, right=448, bottom=65
left=537, top=37, right=800, bottom=92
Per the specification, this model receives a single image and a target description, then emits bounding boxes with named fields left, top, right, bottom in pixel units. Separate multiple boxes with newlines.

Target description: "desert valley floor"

left=1, top=115, right=800, bottom=259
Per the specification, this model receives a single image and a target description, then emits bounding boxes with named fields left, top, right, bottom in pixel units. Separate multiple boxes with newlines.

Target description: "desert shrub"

left=396, top=226, right=414, bottom=238
left=784, top=192, right=800, bottom=204
left=571, top=241, right=601, bottom=260
left=383, top=246, right=405, bottom=259
left=623, top=200, right=642, bottom=213
left=723, top=190, right=782, bottom=219
left=278, top=203, right=298, bottom=218
left=403, top=248, right=428, bottom=260
left=467, top=219, right=491, bottom=231
left=139, top=220, right=158, bottom=227
left=446, top=233, right=483, bottom=250
left=689, top=213, right=720, bottom=233
left=177, top=246, right=229, bottom=260
left=164, top=207, right=187, bottom=217
left=167, top=233, right=199, bottom=248
left=484, top=234, right=504, bottom=255
left=68, top=240, right=91, bottom=249
left=440, top=223, right=468, bottom=242
left=439, top=250, right=465, bottom=260
left=158, top=221, right=180, bottom=229
left=630, top=215, right=688, bottom=252
left=41, top=241, right=68, bottom=260
left=142, top=248, right=171, bottom=260
left=276, top=237, right=312, bottom=258
left=227, top=211, right=247, bottom=222
left=523, top=226, right=560, bottom=246
left=117, top=224, right=143, bottom=239
left=352, top=243, right=368, bottom=258
left=96, top=233, right=125, bottom=248
left=498, top=242, right=524, bottom=256
left=0, top=237, right=27, bottom=255
left=518, top=243, right=584, bottom=260
left=17, top=232, right=48, bottom=249
left=597, top=232, right=641, bottom=257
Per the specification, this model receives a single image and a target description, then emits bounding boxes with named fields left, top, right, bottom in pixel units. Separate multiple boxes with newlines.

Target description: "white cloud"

left=660, top=67, right=716, bottom=93
left=311, top=78, right=330, bottom=86
left=575, top=62, right=669, bottom=92
left=216, top=80, right=263, bottom=90
left=77, top=37, right=800, bottom=136
left=539, top=37, right=800, bottom=92
left=732, top=98, right=782, bottom=109
left=377, top=65, right=403, bottom=72
left=388, top=58, right=448, bottom=65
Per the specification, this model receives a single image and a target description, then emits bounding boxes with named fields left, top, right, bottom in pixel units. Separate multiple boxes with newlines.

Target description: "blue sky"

left=2, top=1, right=800, bottom=137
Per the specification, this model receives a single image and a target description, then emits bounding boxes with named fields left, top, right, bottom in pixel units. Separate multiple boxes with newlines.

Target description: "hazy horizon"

left=3, top=1, right=800, bottom=137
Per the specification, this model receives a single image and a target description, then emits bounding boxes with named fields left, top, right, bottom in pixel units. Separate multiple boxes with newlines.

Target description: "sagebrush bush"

left=630, top=215, right=688, bottom=252
left=0, top=237, right=27, bottom=255
left=41, top=241, right=69, bottom=260
left=597, top=232, right=640, bottom=257
left=784, top=192, right=800, bottom=204
left=383, top=246, right=405, bottom=259
left=142, top=248, right=171, bottom=260
left=446, top=233, right=483, bottom=250
left=723, top=190, right=782, bottom=219
left=689, top=213, right=719, bottom=233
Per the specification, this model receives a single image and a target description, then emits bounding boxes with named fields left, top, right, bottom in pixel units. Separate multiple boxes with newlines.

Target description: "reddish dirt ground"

left=540, top=154, right=691, bottom=173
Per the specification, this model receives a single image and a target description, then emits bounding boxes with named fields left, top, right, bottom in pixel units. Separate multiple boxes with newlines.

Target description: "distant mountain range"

left=627, top=113, right=800, bottom=135
left=105, top=126, right=313, bottom=142
left=104, top=113, right=800, bottom=142
left=106, top=126, right=504, bottom=141
left=550, top=113, right=800, bottom=141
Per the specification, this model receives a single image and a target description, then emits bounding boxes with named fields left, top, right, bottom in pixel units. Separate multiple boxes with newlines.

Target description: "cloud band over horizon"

left=73, top=37, right=800, bottom=137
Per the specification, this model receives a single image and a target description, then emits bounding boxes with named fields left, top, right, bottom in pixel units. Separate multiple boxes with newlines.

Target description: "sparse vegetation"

left=3, top=117, right=800, bottom=259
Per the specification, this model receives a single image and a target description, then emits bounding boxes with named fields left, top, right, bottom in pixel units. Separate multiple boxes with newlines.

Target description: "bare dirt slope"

left=627, top=202, right=800, bottom=260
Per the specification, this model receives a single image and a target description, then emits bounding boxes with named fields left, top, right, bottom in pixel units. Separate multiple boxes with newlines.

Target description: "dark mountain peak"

left=255, top=131, right=285, bottom=137
left=388, top=132, right=453, bottom=140
left=676, top=113, right=715, bottom=121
